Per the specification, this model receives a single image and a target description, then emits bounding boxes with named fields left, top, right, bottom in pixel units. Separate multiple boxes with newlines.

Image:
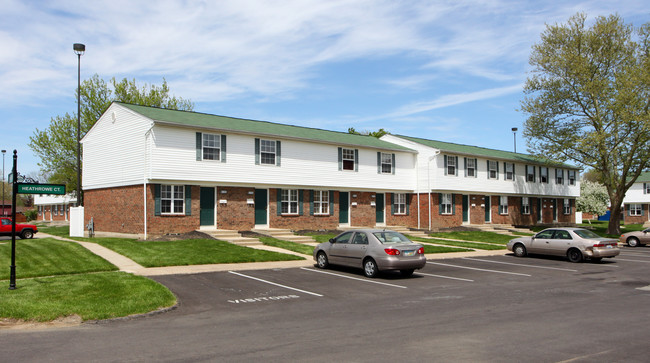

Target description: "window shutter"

left=406, top=193, right=410, bottom=215
left=354, top=149, right=359, bottom=172
left=512, top=163, right=515, bottom=178
left=645, top=183, right=647, bottom=194
left=185, top=185, right=192, bottom=216
left=454, top=157, right=459, bottom=176
left=391, top=193, right=395, bottom=215
left=474, top=159, right=478, bottom=178
left=276, top=141, right=281, bottom=166
left=255, top=138, right=260, bottom=165
left=196, top=132, right=202, bottom=161
left=438, top=193, right=443, bottom=215
left=391, top=154, right=395, bottom=175
left=277, top=189, right=282, bottom=216
left=329, top=191, right=335, bottom=216
left=377, top=152, right=381, bottom=174
left=338, top=147, right=343, bottom=171
left=221, top=135, right=227, bottom=163
left=464, top=157, right=467, bottom=177
left=310, top=190, right=314, bottom=215
left=452, top=194, right=456, bottom=215
left=444, top=155, right=448, bottom=175
left=154, top=184, right=161, bottom=216
left=298, top=189, right=303, bottom=215
left=496, top=161, right=499, bottom=180
left=533, top=166, right=536, bottom=182
left=487, top=160, right=490, bottom=179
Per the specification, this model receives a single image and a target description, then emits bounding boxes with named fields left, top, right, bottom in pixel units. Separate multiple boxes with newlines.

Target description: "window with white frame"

left=499, top=196, right=508, bottom=215
left=202, top=133, right=221, bottom=160
left=504, top=162, right=514, bottom=180
left=488, top=160, right=498, bottom=179
left=281, top=189, right=299, bottom=214
left=630, top=204, right=642, bottom=216
left=645, top=183, right=650, bottom=194
left=381, top=153, right=393, bottom=174
left=313, top=191, right=329, bottom=215
left=568, top=170, right=576, bottom=185
left=563, top=199, right=571, bottom=215
left=394, top=193, right=407, bottom=214
left=445, top=155, right=457, bottom=175
left=556, top=169, right=564, bottom=184
left=161, top=185, right=185, bottom=214
left=466, top=158, right=476, bottom=177
left=342, top=148, right=355, bottom=171
left=261, top=140, right=277, bottom=165
left=440, top=193, right=453, bottom=215
left=526, top=165, right=535, bottom=182
left=540, top=167, right=549, bottom=183
left=521, top=197, right=530, bottom=215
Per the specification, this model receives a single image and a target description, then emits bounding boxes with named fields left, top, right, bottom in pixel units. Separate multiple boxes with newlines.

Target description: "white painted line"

left=636, top=285, right=650, bottom=291
left=616, top=258, right=650, bottom=263
left=427, top=262, right=531, bottom=276
left=416, top=272, right=474, bottom=282
left=300, top=267, right=407, bottom=289
left=462, top=258, right=577, bottom=272
left=228, top=271, right=323, bottom=297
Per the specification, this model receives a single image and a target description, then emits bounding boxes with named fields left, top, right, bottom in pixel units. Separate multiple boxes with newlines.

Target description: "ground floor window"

left=521, top=197, right=530, bottom=215
left=161, top=185, right=185, bottom=214
left=563, top=199, right=571, bottom=215
left=499, top=196, right=508, bottom=215
left=313, top=190, right=329, bottom=215
left=629, top=204, right=642, bottom=216
left=393, top=193, right=406, bottom=214
left=440, top=193, right=453, bottom=215
left=282, top=189, right=299, bottom=214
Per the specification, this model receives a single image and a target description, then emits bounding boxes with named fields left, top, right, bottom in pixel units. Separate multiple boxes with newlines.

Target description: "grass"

left=428, top=231, right=516, bottom=245
left=407, top=235, right=507, bottom=250
left=38, top=225, right=70, bottom=237
left=299, top=232, right=337, bottom=243
left=0, top=238, right=118, bottom=280
left=419, top=243, right=473, bottom=253
left=258, top=236, right=314, bottom=255
left=579, top=221, right=644, bottom=238
left=0, top=272, right=176, bottom=322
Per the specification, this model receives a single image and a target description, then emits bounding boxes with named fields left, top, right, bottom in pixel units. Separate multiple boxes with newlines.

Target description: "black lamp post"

left=74, top=43, right=85, bottom=206
left=511, top=127, right=518, bottom=153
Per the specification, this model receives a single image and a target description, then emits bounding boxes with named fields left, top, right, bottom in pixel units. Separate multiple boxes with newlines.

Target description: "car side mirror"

left=329, top=238, right=335, bottom=243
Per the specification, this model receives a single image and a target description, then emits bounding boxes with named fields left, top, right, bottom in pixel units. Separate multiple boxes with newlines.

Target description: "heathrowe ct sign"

left=16, top=183, right=66, bottom=195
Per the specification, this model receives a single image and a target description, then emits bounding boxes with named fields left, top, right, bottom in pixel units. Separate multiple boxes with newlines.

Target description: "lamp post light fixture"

left=74, top=43, right=85, bottom=206
left=1, top=149, right=5, bottom=217
left=511, top=127, right=518, bottom=153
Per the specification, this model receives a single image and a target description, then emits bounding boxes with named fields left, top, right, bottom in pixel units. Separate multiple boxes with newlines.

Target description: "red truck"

left=0, top=217, right=38, bottom=239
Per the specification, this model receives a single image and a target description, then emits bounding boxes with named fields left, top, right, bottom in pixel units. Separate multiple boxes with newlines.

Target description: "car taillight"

left=384, top=248, right=401, bottom=255
left=593, top=243, right=605, bottom=247
left=417, top=247, right=424, bottom=254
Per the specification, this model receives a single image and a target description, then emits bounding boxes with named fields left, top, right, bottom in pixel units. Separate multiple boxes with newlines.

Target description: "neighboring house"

left=622, top=172, right=650, bottom=224
left=0, top=200, right=11, bottom=217
left=34, top=194, right=77, bottom=222
left=380, top=135, right=580, bottom=230
left=81, top=102, right=580, bottom=238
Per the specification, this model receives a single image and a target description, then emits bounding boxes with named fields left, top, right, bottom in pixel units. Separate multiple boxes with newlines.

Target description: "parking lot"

left=2, top=247, right=650, bottom=362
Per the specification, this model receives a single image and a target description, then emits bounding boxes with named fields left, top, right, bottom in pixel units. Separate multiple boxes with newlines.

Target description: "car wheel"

left=567, top=248, right=583, bottom=263
left=316, top=252, right=329, bottom=269
left=363, top=258, right=378, bottom=278
left=400, top=269, right=415, bottom=277
left=20, top=229, right=34, bottom=239
left=627, top=237, right=640, bottom=247
left=591, top=257, right=603, bottom=263
left=513, top=244, right=527, bottom=257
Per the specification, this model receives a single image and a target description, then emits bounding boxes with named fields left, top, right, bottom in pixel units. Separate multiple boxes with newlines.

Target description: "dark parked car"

left=313, top=229, right=426, bottom=277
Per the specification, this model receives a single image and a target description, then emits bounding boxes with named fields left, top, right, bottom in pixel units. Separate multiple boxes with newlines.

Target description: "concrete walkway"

left=39, top=233, right=508, bottom=277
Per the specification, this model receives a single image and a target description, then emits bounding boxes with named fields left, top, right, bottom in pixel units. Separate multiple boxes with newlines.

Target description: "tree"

left=348, top=127, right=389, bottom=138
left=29, top=75, right=194, bottom=199
left=576, top=180, right=609, bottom=223
left=521, top=13, right=650, bottom=235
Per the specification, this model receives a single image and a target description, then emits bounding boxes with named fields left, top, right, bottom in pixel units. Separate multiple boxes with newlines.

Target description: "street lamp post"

left=511, top=127, right=518, bottom=153
left=1, top=149, right=5, bottom=216
left=74, top=43, right=85, bottom=206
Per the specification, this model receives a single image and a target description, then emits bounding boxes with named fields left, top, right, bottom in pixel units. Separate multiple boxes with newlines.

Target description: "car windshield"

left=573, top=229, right=602, bottom=239
left=373, top=231, right=411, bottom=244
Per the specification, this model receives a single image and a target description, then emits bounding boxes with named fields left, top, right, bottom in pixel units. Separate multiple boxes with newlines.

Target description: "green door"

left=462, top=195, right=469, bottom=223
left=484, top=196, right=491, bottom=222
left=537, top=198, right=543, bottom=223
left=339, top=192, right=349, bottom=224
left=200, top=187, right=215, bottom=226
left=552, top=199, right=557, bottom=221
left=254, top=189, right=268, bottom=225
left=376, top=193, right=385, bottom=224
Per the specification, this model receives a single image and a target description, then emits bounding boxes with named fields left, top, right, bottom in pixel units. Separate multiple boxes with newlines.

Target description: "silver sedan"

left=507, top=227, right=620, bottom=263
left=313, top=229, right=426, bottom=277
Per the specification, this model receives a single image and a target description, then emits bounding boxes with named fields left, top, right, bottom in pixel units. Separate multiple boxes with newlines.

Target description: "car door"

left=328, top=231, right=353, bottom=265
left=529, top=229, right=555, bottom=254
left=346, top=232, right=369, bottom=268
left=639, top=228, right=650, bottom=244
left=548, top=229, right=573, bottom=256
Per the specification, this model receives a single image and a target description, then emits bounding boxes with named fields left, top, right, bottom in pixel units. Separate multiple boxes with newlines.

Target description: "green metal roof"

left=396, top=134, right=578, bottom=168
left=117, top=102, right=414, bottom=152
left=631, top=171, right=650, bottom=182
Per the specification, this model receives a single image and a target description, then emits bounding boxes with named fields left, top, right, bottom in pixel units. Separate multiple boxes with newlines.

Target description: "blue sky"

left=1, top=0, right=649, bottom=177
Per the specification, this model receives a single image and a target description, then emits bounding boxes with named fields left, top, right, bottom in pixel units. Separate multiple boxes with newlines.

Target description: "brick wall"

left=350, top=191, right=380, bottom=227
left=216, top=187, right=256, bottom=230
left=623, top=204, right=648, bottom=224
left=268, top=189, right=340, bottom=230
left=385, top=193, right=418, bottom=228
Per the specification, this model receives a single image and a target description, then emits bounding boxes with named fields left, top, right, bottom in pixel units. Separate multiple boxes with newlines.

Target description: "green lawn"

left=258, top=236, right=315, bottom=255
left=299, top=232, right=338, bottom=243
left=0, top=272, right=176, bottom=322
left=579, top=221, right=643, bottom=237
left=420, top=244, right=473, bottom=253
left=428, top=231, right=516, bottom=245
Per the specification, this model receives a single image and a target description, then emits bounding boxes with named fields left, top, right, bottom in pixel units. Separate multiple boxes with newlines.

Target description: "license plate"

left=606, top=245, right=613, bottom=249
left=403, top=250, right=415, bottom=256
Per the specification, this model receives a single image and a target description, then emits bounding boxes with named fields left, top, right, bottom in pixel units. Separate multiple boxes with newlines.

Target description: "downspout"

left=427, top=151, right=441, bottom=231
left=416, top=153, right=420, bottom=229
left=144, top=123, right=154, bottom=240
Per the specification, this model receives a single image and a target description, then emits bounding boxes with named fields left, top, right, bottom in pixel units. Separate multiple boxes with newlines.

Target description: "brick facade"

left=623, top=203, right=648, bottom=224
left=216, top=187, right=256, bottom=231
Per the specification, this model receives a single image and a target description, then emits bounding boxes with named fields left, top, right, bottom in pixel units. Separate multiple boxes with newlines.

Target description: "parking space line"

left=616, top=258, right=650, bottom=263
left=300, top=267, right=407, bottom=289
left=416, top=272, right=474, bottom=282
left=426, top=262, right=531, bottom=276
left=461, top=258, right=577, bottom=272
left=228, top=271, right=324, bottom=297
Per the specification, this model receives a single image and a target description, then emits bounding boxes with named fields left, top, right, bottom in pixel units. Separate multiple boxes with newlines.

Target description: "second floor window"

left=261, top=140, right=276, bottom=165
left=341, top=148, right=356, bottom=171
left=202, top=133, right=221, bottom=160
left=465, top=158, right=476, bottom=177
left=526, top=165, right=536, bottom=182
left=540, top=167, right=549, bottom=183
left=380, top=153, right=393, bottom=174
left=445, top=155, right=458, bottom=176
left=568, top=170, right=576, bottom=185
left=488, top=160, right=499, bottom=179
left=504, top=162, right=514, bottom=180
left=556, top=169, right=564, bottom=184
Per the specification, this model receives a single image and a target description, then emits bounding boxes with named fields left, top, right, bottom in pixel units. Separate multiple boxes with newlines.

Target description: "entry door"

left=537, top=198, right=543, bottom=223
left=376, top=193, right=385, bottom=224
left=552, top=199, right=558, bottom=222
left=200, top=187, right=215, bottom=226
left=484, top=196, right=491, bottom=223
left=462, top=195, right=469, bottom=223
left=339, top=192, right=349, bottom=224
left=254, top=189, right=268, bottom=226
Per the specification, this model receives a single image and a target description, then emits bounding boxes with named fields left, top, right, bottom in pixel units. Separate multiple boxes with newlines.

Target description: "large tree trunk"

left=607, top=202, right=623, bottom=236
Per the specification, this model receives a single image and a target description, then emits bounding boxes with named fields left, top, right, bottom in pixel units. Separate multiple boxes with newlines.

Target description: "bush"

left=24, top=209, right=38, bottom=221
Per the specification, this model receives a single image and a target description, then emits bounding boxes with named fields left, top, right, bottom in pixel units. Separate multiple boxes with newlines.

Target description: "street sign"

left=16, top=183, right=66, bottom=195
